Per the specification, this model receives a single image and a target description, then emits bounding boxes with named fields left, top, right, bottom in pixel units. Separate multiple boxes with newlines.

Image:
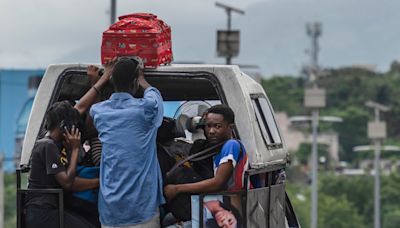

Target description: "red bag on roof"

left=101, top=13, right=173, bottom=67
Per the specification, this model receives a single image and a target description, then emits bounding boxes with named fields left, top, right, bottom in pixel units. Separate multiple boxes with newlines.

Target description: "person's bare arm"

left=164, top=161, right=233, bottom=200
left=85, top=65, right=102, bottom=104
left=69, top=177, right=99, bottom=192
left=54, top=126, right=81, bottom=190
left=74, top=58, right=117, bottom=115
left=137, top=69, right=151, bottom=90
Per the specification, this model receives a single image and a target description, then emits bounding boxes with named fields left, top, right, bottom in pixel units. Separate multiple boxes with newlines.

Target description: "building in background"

left=0, top=69, right=44, bottom=172
left=14, top=76, right=42, bottom=168
left=275, top=112, right=340, bottom=165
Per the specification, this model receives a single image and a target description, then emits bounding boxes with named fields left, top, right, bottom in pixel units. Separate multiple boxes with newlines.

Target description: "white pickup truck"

left=17, top=64, right=300, bottom=228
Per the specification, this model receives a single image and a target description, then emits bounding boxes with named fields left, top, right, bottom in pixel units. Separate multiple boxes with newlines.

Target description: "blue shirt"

left=90, top=87, right=165, bottom=226
left=213, top=139, right=248, bottom=190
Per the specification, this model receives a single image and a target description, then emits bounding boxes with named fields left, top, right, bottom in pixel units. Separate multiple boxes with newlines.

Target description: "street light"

left=290, top=112, right=342, bottom=228
left=215, top=2, right=244, bottom=64
left=289, top=115, right=343, bottom=123
left=352, top=101, right=396, bottom=228
left=215, top=2, right=245, bottom=29
left=304, top=87, right=324, bottom=228
left=353, top=145, right=400, bottom=152
left=302, top=21, right=324, bottom=228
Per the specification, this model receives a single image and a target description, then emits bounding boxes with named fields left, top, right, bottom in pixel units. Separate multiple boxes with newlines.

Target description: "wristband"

left=92, top=86, right=100, bottom=95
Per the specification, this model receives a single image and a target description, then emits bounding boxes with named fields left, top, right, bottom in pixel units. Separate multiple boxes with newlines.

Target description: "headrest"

left=157, top=117, right=185, bottom=143
left=186, top=116, right=203, bottom=133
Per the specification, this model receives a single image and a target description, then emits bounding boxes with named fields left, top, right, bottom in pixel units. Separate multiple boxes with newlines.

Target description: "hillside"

left=262, top=61, right=400, bottom=162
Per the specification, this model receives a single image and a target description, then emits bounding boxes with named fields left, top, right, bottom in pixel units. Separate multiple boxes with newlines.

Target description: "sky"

left=1, top=0, right=400, bottom=76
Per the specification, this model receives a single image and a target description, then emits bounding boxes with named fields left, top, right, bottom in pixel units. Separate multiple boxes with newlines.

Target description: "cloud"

left=2, top=0, right=400, bottom=76
left=1, top=0, right=262, bottom=68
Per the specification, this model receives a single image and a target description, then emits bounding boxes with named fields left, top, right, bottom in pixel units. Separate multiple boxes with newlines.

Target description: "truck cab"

left=17, top=63, right=300, bottom=228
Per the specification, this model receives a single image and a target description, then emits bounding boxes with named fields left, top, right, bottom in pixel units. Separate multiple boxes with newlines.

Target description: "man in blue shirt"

left=89, top=58, right=164, bottom=227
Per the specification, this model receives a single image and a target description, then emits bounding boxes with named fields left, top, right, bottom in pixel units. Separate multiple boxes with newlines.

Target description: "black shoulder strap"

left=190, top=139, right=243, bottom=162
left=166, top=140, right=226, bottom=178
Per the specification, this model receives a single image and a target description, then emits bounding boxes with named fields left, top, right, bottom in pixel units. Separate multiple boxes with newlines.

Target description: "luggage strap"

left=166, top=141, right=225, bottom=179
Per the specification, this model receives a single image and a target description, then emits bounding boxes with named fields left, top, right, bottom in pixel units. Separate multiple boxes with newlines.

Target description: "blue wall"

left=0, top=69, right=44, bottom=171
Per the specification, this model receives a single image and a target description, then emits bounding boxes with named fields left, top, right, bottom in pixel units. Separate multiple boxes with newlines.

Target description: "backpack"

left=164, top=141, right=225, bottom=221
left=73, top=166, right=100, bottom=204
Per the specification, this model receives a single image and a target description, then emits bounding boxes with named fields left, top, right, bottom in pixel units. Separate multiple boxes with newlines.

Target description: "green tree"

left=286, top=183, right=310, bottom=228
left=318, top=193, right=364, bottom=228
left=263, top=67, right=400, bottom=162
left=5, top=173, right=16, bottom=228
left=286, top=181, right=365, bottom=228
left=319, top=174, right=373, bottom=226
left=327, top=106, right=369, bottom=162
left=261, top=76, right=305, bottom=116
left=296, top=143, right=329, bottom=166
left=381, top=174, right=400, bottom=227
left=383, top=209, right=400, bottom=228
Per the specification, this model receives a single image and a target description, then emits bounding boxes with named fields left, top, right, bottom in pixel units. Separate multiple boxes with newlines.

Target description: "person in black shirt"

left=25, top=101, right=99, bottom=228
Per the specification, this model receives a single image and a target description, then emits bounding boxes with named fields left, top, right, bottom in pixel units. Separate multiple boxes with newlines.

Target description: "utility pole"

left=305, top=21, right=323, bottom=228
left=110, top=0, right=117, bottom=25
left=353, top=101, right=400, bottom=228
left=215, top=2, right=244, bottom=65
left=368, top=101, right=387, bottom=228
left=306, top=22, right=322, bottom=84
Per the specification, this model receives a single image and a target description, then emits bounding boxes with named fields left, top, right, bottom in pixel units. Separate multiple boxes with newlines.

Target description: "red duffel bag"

left=101, top=13, right=173, bottom=67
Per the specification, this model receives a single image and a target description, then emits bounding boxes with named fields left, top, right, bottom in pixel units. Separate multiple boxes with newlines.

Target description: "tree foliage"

left=287, top=180, right=364, bottom=228
left=287, top=173, right=400, bottom=228
left=318, top=193, right=364, bottom=228
left=319, top=174, right=373, bottom=225
left=263, top=66, right=400, bottom=162
left=261, top=76, right=306, bottom=116
left=5, top=173, right=16, bottom=228
left=296, top=143, right=329, bottom=166
left=383, top=209, right=400, bottom=228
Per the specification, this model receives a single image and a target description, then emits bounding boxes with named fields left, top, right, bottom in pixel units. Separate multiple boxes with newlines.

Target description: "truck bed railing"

left=16, top=168, right=64, bottom=228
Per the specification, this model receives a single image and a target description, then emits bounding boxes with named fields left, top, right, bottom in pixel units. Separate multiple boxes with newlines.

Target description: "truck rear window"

left=251, top=94, right=282, bottom=147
